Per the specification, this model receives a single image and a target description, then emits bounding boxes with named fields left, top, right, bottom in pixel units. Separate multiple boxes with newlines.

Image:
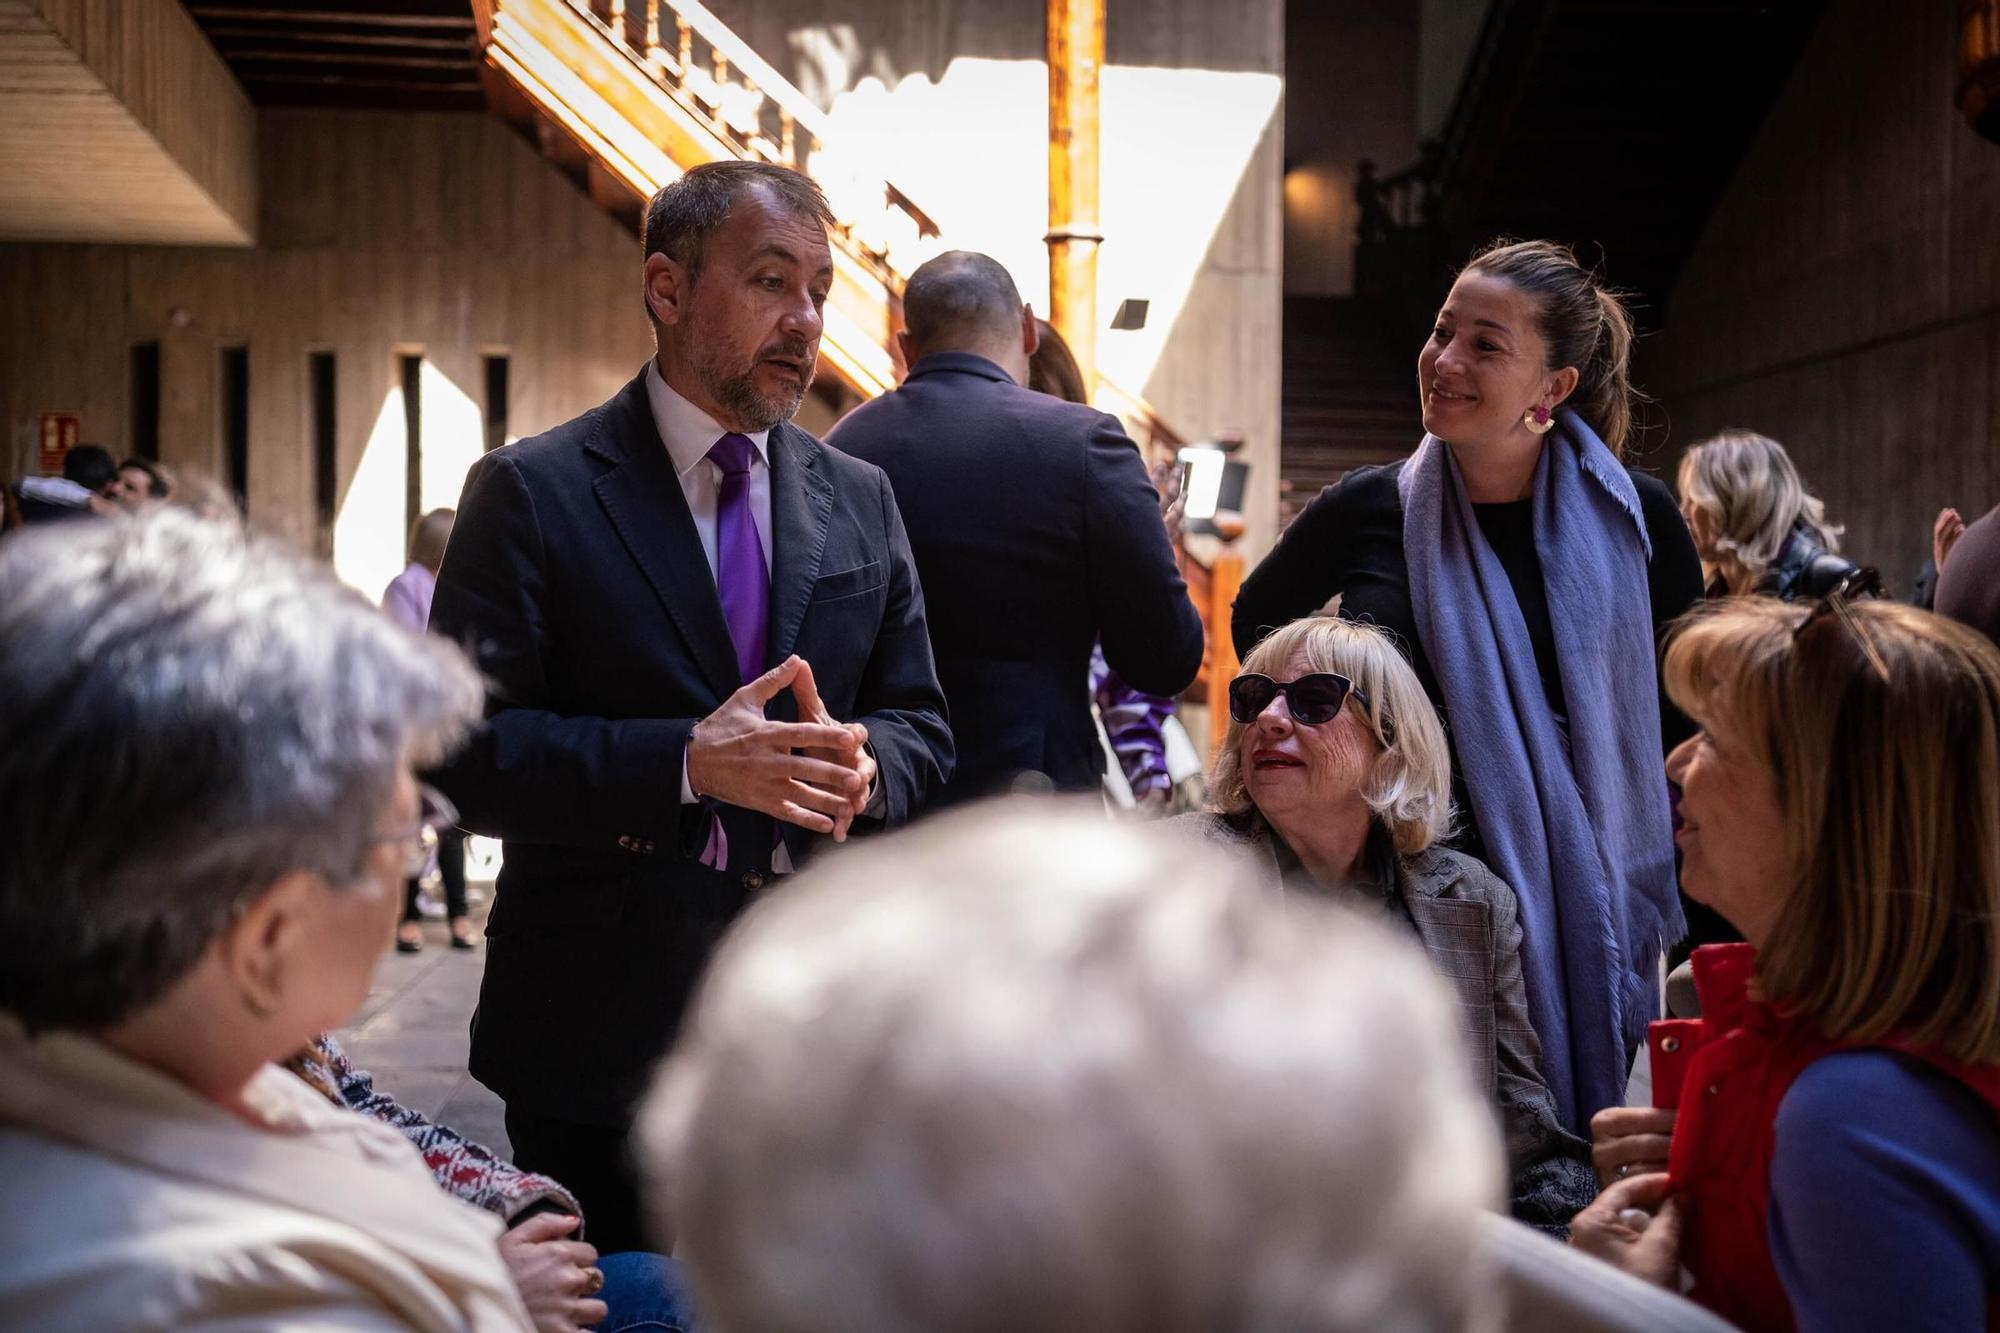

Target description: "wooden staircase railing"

left=1179, top=547, right=1242, bottom=756
left=470, top=0, right=940, bottom=397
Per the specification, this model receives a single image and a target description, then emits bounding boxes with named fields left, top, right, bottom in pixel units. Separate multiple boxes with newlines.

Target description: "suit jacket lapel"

left=766, top=420, right=833, bottom=666
left=588, top=372, right=741, bottom=702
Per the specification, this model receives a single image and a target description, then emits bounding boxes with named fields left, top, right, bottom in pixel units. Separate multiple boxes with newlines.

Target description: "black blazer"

left=828, top=352, right=1203, bottom=804
left=430, top=367, right=952, bottom=1126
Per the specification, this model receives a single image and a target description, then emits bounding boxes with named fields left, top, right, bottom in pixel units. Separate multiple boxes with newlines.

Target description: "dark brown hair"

left=408, top=507, right=455, bottom=571
left=1464, top=239, right=1641, bottom=457
left=1028, top=318, right=1089, bottom=405
left=641, top=162, right=834, bottom=323
left=117, top=457, right=171, bottom=499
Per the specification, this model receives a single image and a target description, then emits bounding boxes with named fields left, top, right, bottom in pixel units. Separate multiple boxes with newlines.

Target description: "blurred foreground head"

left=642, top=799, right=1503, bottom=1333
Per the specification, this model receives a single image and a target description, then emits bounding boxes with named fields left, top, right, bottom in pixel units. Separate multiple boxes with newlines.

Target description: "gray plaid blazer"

left=1177, top=811, right=1597, bottom=1232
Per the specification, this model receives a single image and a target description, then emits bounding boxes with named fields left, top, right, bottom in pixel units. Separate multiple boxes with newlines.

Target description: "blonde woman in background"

left=1676, top=429, right=1856, bottom=600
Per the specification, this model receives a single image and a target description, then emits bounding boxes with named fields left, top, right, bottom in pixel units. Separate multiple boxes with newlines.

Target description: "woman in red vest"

left=1569, top=587, right=2000, bottom=1331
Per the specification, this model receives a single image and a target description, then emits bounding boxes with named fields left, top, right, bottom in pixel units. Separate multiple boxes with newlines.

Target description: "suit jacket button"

left=741, top=871, right=766, bottom=892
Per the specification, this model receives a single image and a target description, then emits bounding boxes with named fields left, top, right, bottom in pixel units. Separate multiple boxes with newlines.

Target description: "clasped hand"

left=686, top=655, right=875, bottom=841
left=1568, top=1103, right=1683, bottom=1289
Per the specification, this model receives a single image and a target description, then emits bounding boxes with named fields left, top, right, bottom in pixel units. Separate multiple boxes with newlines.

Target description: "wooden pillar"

left=1046, top=0, right=1104, bottom=393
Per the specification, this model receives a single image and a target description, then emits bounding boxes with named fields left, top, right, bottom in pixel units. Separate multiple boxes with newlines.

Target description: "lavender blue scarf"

left=1398, top=409, right=1683, bottom=1133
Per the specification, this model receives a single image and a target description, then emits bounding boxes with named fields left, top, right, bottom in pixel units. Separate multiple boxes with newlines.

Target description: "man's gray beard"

left=699, top=349, right=812, bottom=432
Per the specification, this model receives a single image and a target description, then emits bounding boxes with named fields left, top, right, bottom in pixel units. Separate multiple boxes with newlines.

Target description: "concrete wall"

left=0, top=109, right=646, bottom=595
left=708, top=0, right=1287, bottom=557
left=3, top=0, right=1289, bottom=565
left=1417, top=0, right=1486, bottom=140
left=1282, top=0, right=1420, bottom=298
left=0, top=0, right=257, bottom=244
left=1649, top=0, right=2000, bottom=588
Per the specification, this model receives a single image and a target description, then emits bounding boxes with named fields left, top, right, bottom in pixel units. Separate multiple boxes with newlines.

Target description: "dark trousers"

left=505, top=1105, right=650, bottom=1256
left=401, top=826, right=468, bottom=923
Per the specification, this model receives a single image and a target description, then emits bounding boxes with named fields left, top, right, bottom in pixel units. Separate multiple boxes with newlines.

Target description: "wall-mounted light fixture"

left=1178, top=436, right=1248, bottom=541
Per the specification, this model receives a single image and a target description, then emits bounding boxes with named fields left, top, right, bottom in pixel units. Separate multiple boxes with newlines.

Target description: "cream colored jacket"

left=0, top=1016, right=532, bottom=1331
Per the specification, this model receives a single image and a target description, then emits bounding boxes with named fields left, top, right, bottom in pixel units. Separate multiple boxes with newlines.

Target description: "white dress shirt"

left=646, top=359, right=773, bottom=578
left=646, top=362, right=877, bottom=847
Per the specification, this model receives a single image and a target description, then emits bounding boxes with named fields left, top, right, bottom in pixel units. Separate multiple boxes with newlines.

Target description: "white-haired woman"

left=0, top=512, right=531, bottom=1331
left=1182, top=615, right=1597, bottom=1232
left=1676, top=429, right=1854, bottom=600
left=643, top=800, right=1510, bottom=1332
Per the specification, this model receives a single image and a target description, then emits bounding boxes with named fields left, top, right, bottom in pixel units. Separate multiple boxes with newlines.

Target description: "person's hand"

left=497, top=1212, right=607, bottom=1333
left=1936, top=507, right=1967, bottom=574
left=1590, top=1104, right=1676, bottom=1189
left=1150, top=459, right=1186, bottom=549
left=687, top=656, right=868, bottom=833
left=1569, top=1172, right=1685, bottom=1289
left=786, top=657, right=874, bottom=842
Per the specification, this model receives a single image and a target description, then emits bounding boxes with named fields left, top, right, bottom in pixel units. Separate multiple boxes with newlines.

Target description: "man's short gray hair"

left=642, top=799, right=1504, bottom=1333
left=0, top=510, right=483, bottom=1030
left=902, top=250, right=1025, bottom=356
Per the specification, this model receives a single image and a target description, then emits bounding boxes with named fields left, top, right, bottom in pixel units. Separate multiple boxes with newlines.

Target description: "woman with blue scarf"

left=1232, top=240, right=1704, bottom=1136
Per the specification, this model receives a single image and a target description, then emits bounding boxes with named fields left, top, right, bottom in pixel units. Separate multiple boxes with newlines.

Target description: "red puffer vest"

left=1659, top=943, right=2000, bottom=1332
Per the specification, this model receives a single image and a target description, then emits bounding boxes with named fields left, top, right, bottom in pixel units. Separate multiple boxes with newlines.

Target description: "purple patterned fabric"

left=289, top=1034, right=580, bottom=1225
left=1089, top=642, right=1173, bottom=797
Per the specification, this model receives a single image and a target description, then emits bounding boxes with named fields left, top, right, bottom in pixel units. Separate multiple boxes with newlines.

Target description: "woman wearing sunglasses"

left=1180, top=615, right=1597, bottom=1232
left=1571, top=595, right=2000, bottom=1331
left=1230, top=240, right=1706, bottom=1139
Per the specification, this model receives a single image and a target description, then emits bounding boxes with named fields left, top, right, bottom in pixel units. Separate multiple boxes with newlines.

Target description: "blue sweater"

left=1769, top=1050, right=2000, bottom=1331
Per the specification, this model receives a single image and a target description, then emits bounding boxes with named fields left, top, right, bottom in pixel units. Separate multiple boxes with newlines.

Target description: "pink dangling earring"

left=1523, top=404, right=1554, bottom=435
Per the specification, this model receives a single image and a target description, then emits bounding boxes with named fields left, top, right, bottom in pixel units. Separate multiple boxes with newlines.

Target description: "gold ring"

left=580, top=1266, right=605, bottom=1297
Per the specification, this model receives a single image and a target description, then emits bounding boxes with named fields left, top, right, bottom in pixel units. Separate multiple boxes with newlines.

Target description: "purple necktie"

left=707, top=433, right=769, bottom=686
left=699, top=432, right=770, bottom=873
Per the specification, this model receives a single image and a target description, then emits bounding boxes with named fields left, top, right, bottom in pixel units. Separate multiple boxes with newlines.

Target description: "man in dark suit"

left=827, top=251, right=1202, bottom=806
left=430, top=162, right=952, bottom=1252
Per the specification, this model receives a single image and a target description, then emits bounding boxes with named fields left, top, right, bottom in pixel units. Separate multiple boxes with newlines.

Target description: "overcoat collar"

left=905, top=351, right=1014, bottom=384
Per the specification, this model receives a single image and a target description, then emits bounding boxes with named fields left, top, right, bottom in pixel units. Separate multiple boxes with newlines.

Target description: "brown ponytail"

left=1464, top=239, right=1643, bottom=458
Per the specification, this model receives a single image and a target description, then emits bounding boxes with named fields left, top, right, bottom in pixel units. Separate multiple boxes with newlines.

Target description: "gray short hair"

left=642, top=799, right=1503, bottom=1333
left=0, top=510, right=483, bottom=1031
left=902, top=250, right=1025, bottom=356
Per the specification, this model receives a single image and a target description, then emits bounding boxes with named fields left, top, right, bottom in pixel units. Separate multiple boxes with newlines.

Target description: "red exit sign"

left=38, top=413, right=80, bottom=473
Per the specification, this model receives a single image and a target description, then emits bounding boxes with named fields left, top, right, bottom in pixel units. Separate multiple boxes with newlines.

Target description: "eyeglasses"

left=1228, top=672, right=1372, bottom=727
left=374, top=783, right=459, bottom=878
left=1794, top=566, right=1888, bottom=682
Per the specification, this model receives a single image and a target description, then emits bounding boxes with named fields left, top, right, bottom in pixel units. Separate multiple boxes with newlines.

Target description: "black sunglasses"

left=1228, top=672, right=1371, bottom=727
left=1794, top=566, right=1888, bottom=682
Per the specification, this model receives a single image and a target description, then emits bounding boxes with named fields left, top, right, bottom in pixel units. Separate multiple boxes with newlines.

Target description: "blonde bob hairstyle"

left=1663, top=597, right=2000, bottom=1061
left=1677, top=429, right=1841, bottom=594
left=1211, top=617, right=1455, bottom=855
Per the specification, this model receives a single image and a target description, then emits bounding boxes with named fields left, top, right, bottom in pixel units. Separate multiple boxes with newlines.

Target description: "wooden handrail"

left=569, top=0, right=940, bottom=280
left=1178, top=547, right=1243, bottom=757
